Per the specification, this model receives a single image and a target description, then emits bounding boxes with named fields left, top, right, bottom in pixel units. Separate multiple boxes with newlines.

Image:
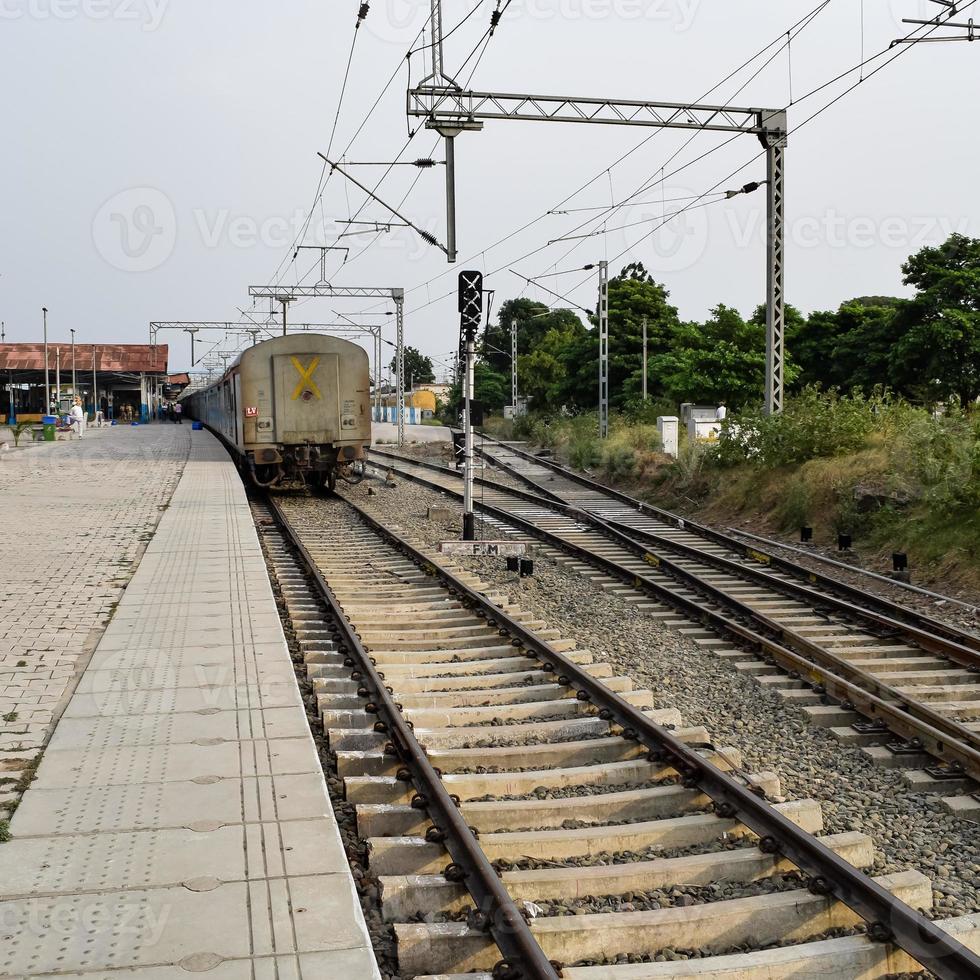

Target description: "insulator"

left=413, top=158, right=437, bottom=168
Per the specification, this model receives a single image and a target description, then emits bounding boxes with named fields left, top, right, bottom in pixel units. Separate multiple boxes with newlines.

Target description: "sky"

left=0, top=0, right=977, bottom=378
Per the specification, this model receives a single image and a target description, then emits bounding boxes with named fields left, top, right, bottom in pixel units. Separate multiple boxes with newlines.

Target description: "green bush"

left=601, top=444, right=637, bottom=481
left=713, top=387, right=923, bottom=469
left=891, top=409, right=980, bottom=516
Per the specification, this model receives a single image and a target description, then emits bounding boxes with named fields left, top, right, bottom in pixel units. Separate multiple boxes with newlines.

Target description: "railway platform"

left=0, top=426, right=380, bottom=978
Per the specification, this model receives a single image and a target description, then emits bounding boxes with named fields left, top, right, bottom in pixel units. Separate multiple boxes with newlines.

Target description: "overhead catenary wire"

left=252, top=0, right=965, bottom=358
left=264, top=12, right=431, bottom=292
left=543, top=1, right=975, bottom=307
left=337, top=0, right=833, bottom=319
left=260, top=2, right=503, bottom=326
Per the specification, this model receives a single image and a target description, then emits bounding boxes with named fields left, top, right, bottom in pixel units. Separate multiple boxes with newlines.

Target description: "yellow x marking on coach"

left=290, top=356, right=321, bottom=400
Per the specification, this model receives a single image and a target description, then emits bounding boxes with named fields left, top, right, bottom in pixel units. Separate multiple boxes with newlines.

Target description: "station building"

left=0, top=343, right=169, bottom=424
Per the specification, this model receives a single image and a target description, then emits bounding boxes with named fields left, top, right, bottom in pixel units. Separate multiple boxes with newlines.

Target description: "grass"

left=507, top=392, right=980, bottom=592
left=0, top=820, right=10, bottom=843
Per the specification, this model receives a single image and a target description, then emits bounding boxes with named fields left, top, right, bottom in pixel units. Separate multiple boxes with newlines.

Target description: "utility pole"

left=42, top=307, right=50, bottom=413
left=250, top=293, right=296, bottom=337
left=2, top=320, right=13, bottom=425
left=184, top=327, right=200, bottom=367
left=459, top=271, right=483, bottom=541
left=70, top=328, right=77, bottom=400
left=642, top=316, right=648, bottom=402
left=92, top=348, right=98, bottom=422
left=764, top=135, right=785, bottom=416
left=408, top=4, right=787, bottom=412
left=598, top=261, right=609, bottom=439
left=510, top=319, right=519, bottom=413
left=55, top=347, right=61, bottom=412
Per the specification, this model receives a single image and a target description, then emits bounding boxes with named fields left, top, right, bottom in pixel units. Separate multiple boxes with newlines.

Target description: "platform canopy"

left=0, top=343, right=168, bottom=373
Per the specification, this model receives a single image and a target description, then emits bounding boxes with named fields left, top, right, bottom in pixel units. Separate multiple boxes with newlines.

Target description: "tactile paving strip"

left=0, top=432, right=380, bottom=979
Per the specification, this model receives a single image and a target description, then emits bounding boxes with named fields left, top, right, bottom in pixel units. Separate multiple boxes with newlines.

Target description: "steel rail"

left=338, top=488, right=980, bottom=979
left=729, top=526, right=980, bottom=615
left=266, top=496, right=560, bottom=980
left=475, top=437, right=980, bottom=654
left=373, top=446, right=980, bottom=666
left=368, top=450, right=980, bottom=783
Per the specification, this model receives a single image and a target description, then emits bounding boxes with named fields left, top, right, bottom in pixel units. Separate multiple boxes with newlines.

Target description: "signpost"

left=439, top=541, right=527, bottom=557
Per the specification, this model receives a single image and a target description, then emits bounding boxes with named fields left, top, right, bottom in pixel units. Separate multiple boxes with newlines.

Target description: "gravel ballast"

left=326, top=472, right=980, bottom=922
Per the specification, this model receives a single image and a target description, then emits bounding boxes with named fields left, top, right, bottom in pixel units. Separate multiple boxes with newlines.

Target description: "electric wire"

left=546, top=1, right=975, bottom=307
left=336, top=0, right=833, bottom=318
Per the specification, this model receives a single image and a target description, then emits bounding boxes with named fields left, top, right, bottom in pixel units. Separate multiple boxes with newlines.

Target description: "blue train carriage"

left=184, top=333, right=372, bottom=491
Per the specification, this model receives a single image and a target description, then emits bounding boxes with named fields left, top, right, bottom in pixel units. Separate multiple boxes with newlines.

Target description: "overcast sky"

left=1, top=0, right=976, bottom=377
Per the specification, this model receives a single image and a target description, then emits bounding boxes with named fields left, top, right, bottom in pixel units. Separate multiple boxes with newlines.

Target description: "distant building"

left=164, top=373, right=191, bottom=399
left=380, top=389, right=438, bottom=414
left=0, top=343, right=169, bottom=423
left=416, top=382, right=451, bottom=400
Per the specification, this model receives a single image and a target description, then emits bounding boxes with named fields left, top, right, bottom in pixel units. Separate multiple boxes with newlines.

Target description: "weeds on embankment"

left=484, top=389, right=980, bottom=590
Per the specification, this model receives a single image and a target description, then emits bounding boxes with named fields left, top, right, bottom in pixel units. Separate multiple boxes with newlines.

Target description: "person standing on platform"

left=174, top=401, right=183, bottom=424
left=69, top=399, right=85, bottom=439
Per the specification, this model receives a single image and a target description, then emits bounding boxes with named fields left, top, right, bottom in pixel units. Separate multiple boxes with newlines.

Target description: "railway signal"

left=458, top=270, right=483, bottom=541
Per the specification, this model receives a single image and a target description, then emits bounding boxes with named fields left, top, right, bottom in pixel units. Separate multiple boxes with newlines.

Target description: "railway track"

left=367, top=444, right=980, bottom=819
left=253, top=491, right=980, bottom=979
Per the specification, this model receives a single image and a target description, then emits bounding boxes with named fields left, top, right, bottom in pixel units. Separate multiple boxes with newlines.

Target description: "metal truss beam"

left=409, top=66, right=788, bottom=415
left=248, top=285, right=403, bottom=301
left=409, top=87, right=779, bottom=137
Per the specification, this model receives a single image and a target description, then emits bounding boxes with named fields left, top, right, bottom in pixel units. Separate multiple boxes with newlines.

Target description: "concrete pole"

left=642, top=316, right=648, bottom=402
left=42, top=307, right=50, bottom=413
left=511, top=318, right=518, bottom=411
left=598, top=261, right=609, bottom=438
left=71, top=329, right=77, bottom=399
left=55, top=348, right=61, bottom=413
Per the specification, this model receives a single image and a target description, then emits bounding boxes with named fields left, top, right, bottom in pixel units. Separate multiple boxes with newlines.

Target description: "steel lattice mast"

left=409, top=0, right=787, bottom=413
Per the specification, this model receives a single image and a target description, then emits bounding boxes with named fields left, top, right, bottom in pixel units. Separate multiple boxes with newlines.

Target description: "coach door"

left=272, top=352, right=340, bottom=442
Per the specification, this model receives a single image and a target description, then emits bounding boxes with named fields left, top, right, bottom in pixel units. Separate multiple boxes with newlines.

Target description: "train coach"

left=183, top=333, right=372, bottom=491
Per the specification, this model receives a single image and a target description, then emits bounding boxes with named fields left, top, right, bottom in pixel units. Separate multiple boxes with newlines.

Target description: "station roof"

left=0, top=344, right=168, bottom=373
left=166, top=373, right=191, bottom=385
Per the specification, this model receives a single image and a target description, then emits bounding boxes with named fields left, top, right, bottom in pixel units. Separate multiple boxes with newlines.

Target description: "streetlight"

left=42, top=307, right=50, bottom=413
left=70, top=328, right=77, bottom=402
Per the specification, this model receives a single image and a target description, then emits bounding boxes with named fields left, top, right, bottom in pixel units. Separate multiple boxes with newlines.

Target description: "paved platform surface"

left=0, top=425, right=190, bottom=810
left=0, top=429, right=380, bottom=978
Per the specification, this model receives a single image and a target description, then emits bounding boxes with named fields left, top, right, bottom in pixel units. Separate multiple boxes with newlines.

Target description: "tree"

left=389, top=346, right=435, bottom=387
left=604, top=262, right=682, bottom=407
left=654, top=305, right=797, bottom=409
left=483, top=299, right=584, bottom=369
left=516, top=316, right=589, bottom=411
left=792, top=298, right=900, bottom=394
left=889, top=234, right=980, bottom=407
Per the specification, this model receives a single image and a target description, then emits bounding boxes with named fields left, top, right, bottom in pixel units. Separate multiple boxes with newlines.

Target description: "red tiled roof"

left=0, top=344, right=168, bottom=373
left=166, top=373, right=190, bottom=385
